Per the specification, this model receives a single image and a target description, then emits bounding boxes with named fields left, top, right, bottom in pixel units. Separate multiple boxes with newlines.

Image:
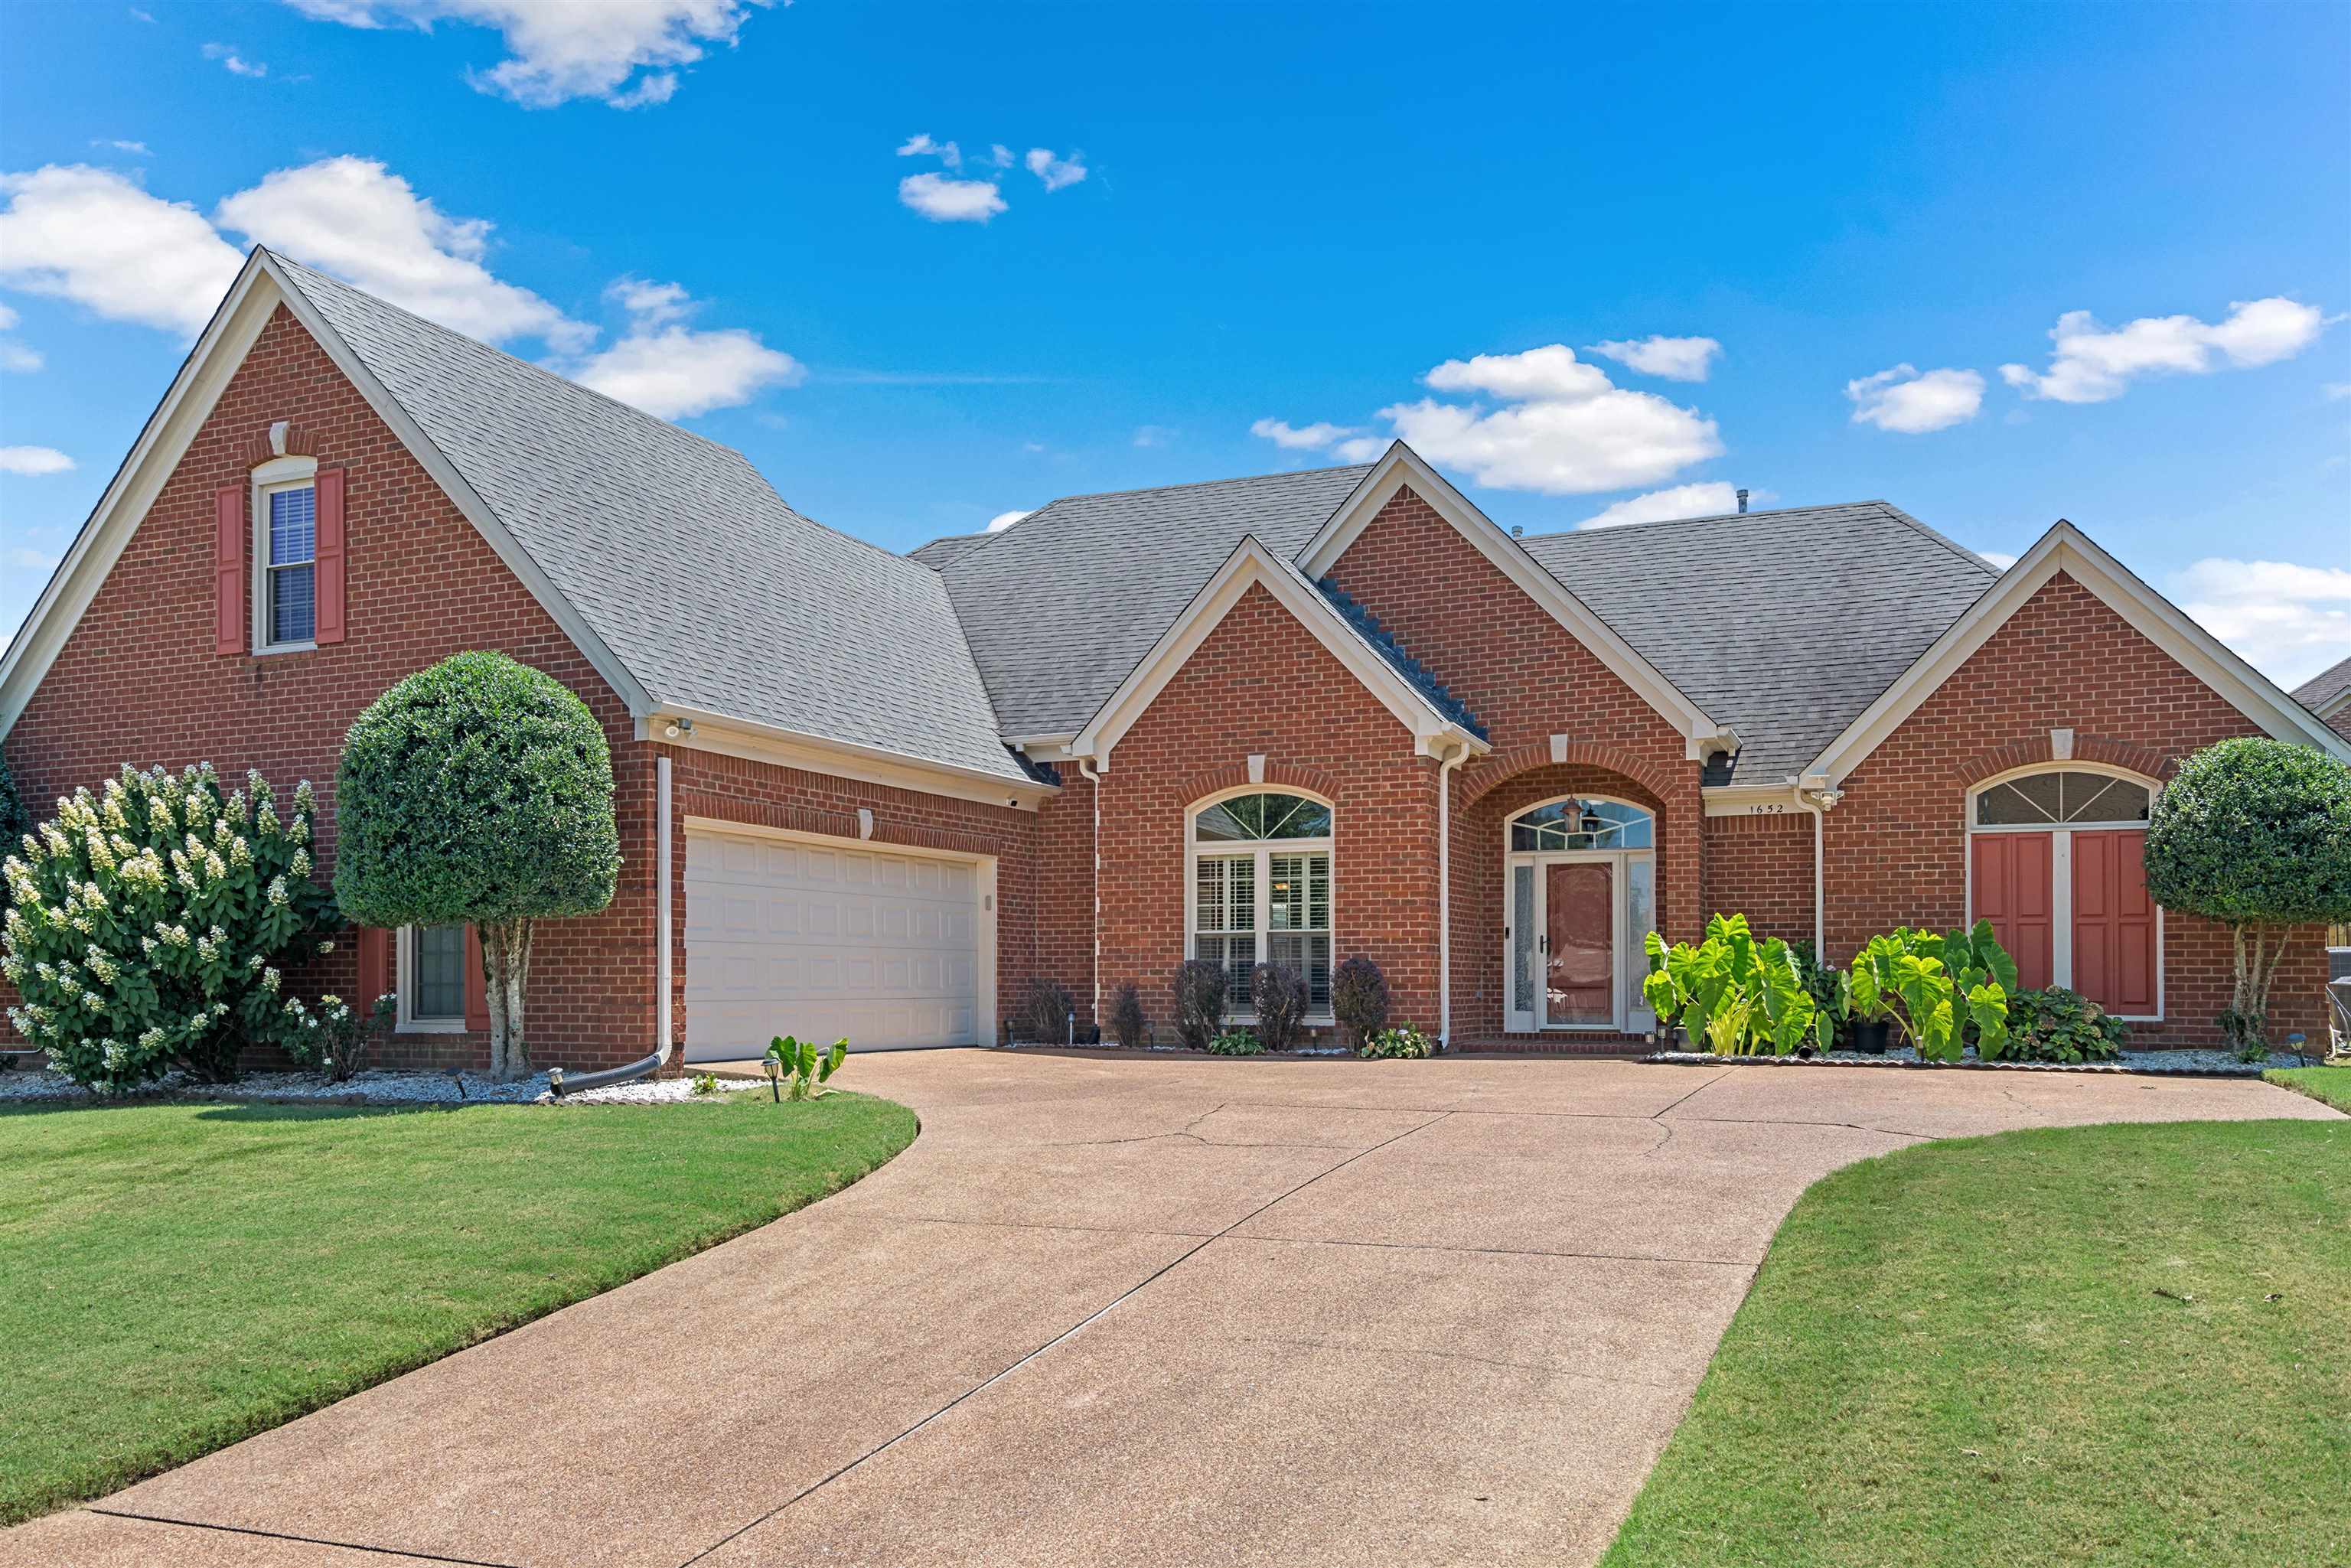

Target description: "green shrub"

left=1250, top=961, right=1309, bottom=1051
left=279, top=990, right=397, bottom=1082
left=2, top=763, right=340, bottom=1092
left=1012, top=976, right=1074, bottom=1042
left=334, top=652, right=619, bottom=1079
left=1846, top=922, right=2015, bottom=1063
left=1172, top=959, right=1228, bottom=1050
left=1995, top=986, right=2128, bottom=1064
left=1644, top=914, right=1831, bottom=1057
left=1108, top=980, right=1149, bottom=1048
left=2144, top=736, right=2351, bottom=1051
left=765, top=1034, right=847, bottom=1099
left=1789, top=939, right=1851, bottom=1046
left=1358, top=1023, right=1434, bottom=1059
left=1331, top=954, right=1389, bottom=1051
left=1206, top=1028, right=1264, bottom=1056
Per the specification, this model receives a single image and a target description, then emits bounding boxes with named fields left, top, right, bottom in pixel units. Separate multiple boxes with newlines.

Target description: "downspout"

left=549, top=752, right=676, bottom=1097
left=1794, top=781, right=1845, bottom=957
left=1436, top=741, right=1472, bottom=1050
left=1078, top=758, right=1102, bottom=1029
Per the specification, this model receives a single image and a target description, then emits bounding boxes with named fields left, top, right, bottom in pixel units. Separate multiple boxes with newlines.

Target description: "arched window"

left=1189, top=791, right=1333, bottom=1011
left=1508, top=797, right=1654, bottom=852
left=1967, top=765, right=2161, bottom=1019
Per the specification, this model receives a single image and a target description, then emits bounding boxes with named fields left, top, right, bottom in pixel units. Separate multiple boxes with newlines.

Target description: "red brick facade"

left=6, top=322, right=2335, bottom=1070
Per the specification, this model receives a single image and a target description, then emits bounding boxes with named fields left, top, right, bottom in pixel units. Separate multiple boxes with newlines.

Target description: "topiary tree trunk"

left=481, top=918, right=534, bottom=1080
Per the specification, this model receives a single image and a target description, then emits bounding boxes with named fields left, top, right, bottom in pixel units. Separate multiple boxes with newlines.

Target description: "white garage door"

left=683, top=826, right=984, bottom=1061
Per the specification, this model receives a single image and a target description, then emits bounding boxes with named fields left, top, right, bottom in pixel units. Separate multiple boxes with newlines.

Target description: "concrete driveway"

left=9, top=1052, right=2336, bottom=1568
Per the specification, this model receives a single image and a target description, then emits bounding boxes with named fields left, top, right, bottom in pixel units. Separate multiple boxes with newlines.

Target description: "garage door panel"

left=685, top=828, right=985, bottom=1061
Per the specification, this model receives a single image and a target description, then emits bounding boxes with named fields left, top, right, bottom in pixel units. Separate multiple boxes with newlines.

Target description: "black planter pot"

left=1850, top=1019, right=1891, bottom=1055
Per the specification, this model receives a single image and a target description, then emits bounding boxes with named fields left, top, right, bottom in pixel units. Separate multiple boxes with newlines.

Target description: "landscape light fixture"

left=763, top=1056, right=782, bottom=1102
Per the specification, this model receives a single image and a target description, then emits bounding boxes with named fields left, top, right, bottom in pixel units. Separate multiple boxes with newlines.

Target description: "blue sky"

left=3, top=2, right=2346, bottom=684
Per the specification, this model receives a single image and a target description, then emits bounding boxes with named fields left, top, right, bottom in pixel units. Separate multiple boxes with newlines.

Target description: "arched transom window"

left=1508, top=797, right=1653, bottom=852
left=1189, top=791, right=1333, bottom=1011
left=1974, top=770, right=2150, bottom=827
left=1967, top=766, right=2162, bottom=1019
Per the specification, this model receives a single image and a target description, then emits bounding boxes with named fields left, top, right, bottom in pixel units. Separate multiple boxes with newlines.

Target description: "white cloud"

left=568, top=279, right=801, bottom=419
left=986, top=509, right=1031, bottom=533
left=1024, top=147, right=1086, bottom=191
left=1586, top=334, right=1720, bottom=382
left=1384, top=345, right=1722, bottom=494
left=1250, top=417, right=1361, bottom=451
left=1577, top=482, right=1749, bottom=530
left=0, top=165, right=243, bottom=336
left=2170, top=557, right=2351, bottom=688
left=285, top=0, right=768, bottom=108
left=1978, top=550, right=2018, bottom=571
left=2324, top=382, right=2351, bottom=401
left=202, top=42, right=270, bottom=77
left=216, top=155, right=592, bottom=350
left=1424, top=344, right=1613, bottom=403
left=1845, top=363, right=1986, bottom=433
left=989, top=144, right=1015, bottom=169
left=2000, top=297, right=2330, bottom=403
left=6, top=544, right=63, bottom=572
left=896, top=132, right=961, bottom=169
left=1331, top=436, right=1387, bottom=462
left=93, top=139, right=152, bottom=155
left=898, top=171, right=1006, bottom=223
left=0, top=445, right=75, bottom=476
left=0, top=342, right=39, bottom=373
left=1132, top=425, right=1174, bottom=448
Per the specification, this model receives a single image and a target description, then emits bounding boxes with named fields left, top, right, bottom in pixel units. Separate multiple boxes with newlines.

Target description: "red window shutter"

left=214, top=482, right=245, bottom=654
left=2073, top=830, right=2157, bottom=1015
left=354, top=927, right=391, bottom=1009
left=1972, top=832, right=2053, bottom=992
left=464, top=925, right=490, bottom=1031
left=313, top=468, right=347, bottom=644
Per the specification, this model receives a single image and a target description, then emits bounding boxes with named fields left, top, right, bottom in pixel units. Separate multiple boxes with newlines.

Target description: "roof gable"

left=1806, top=520, right=2351, bottom=781
left=2294, top=652, right=2351, bottom=717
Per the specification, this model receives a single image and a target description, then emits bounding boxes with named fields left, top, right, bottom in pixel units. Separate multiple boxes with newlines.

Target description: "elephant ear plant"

left=1642, top=913, right=1834, bottom=1057
left=1846, top=921, right=2014, bottom=1063
left=764, top=1034, right=848, bottom=1100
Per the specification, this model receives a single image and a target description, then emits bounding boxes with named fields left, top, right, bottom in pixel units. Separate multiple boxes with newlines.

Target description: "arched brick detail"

left=1458, top=738, right=1681, bottom=810
left=1168, top=760, right=1344, bottom=807
left=1953, top=734, right=2173, bottom=788
left=233, top=422, right=322, bottom=470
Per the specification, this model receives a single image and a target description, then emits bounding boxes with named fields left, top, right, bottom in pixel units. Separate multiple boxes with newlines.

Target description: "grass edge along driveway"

left=2264, top=1064, right=2351, bottom=1113
left=0, top=1088, right=917, bottom=1525
left=1599, top=1117, right=2349, bottom=1568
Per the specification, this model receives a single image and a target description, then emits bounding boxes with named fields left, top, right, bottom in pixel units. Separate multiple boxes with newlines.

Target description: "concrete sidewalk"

left=8, top=1052, right=2335, bottom=1567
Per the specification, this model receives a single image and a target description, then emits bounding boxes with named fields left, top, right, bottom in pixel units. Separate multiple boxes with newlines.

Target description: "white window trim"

left=1964, top=763, right=2164, bottom=1022
left=251, top=457, right=321, bottom=655
left=396, top=924, right=469, bottom=1034
left=1499, top=793, right=1658, bottom=1034
left=1183, top=787, right=1335, bottom=1024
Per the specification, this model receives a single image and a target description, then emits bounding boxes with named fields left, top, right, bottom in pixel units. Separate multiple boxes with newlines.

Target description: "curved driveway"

left=11, top=1051, right=2336, bottom=1568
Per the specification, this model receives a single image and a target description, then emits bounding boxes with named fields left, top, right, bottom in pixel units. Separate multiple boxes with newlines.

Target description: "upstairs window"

left=257, top=478, right=316, bottom=650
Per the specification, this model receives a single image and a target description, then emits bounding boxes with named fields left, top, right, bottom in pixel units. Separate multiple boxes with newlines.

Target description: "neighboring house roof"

left=269, top=255, right=1034, bottom=788
left=933, top=465, right=1375, bottom=738
left=1520, top=502, right=2000, bottom=783
left=909, top=532, right=996, bottom=569
left=2294, top=653, right=2351, bottom=716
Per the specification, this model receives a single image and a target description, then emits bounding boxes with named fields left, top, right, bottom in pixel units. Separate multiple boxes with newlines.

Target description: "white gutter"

left=1078, top=758, right=1103, bottom=1026
left=1436, top=742, right=1472, bottom=1048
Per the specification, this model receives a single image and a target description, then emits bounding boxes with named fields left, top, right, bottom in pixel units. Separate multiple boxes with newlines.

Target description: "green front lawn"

left=0, top=1089, right=915, bottom=1524
left=1602, top=1120, right=2349, bottom=1567
left=2265, top=1065, right=2351, bottom=1113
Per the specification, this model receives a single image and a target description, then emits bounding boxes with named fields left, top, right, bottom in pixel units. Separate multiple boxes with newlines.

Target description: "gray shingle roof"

left=272, top=253, right=1032, bottom=787
left=909, top=532, right=996, bottom=569
left=1520, top=502, right=2000, bottom=782
left=2293, top=653, right=2351, bottom=712
left=933, top=465, right=1375, bottom=738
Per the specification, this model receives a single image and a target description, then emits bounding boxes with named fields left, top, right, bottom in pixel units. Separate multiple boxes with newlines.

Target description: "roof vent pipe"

left=1736, top=488, right=1749, bottom=514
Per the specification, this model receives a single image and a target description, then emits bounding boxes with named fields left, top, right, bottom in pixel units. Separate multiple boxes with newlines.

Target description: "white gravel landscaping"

left=1648, top=1045, right=2311, bottom=1076
left=0, top=1063, right=763, bottom=1106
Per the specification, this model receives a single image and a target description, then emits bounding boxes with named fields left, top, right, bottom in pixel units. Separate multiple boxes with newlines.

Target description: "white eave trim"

left=1068, top=533, right=1491, bottom=765
left=642, top=704, right=1056, bottom=810
left=1292, top=441, right=1727, bottom=750
left=1805, top=519, right=2351, bottom=784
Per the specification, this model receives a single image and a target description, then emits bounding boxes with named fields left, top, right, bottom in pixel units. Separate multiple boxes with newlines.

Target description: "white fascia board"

left=253, top=252, right=655, bottom=719
left=641, top=706, right=1056, bottom=810
left=1293, top=442, right=1723, bottom=745
left=1068, top=534, right=1487, bottom=765
left=1808, top=520, right=2351, bottom=784
left=0, top=255, right=283, bottom=738
left=1701, top=783, right=1807, bottom=818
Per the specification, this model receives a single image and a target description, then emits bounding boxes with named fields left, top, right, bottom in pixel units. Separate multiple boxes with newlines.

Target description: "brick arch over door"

left=1449, top=758, right=1700, bottom=1038
left=1457, top=739, right=1682, bottom=811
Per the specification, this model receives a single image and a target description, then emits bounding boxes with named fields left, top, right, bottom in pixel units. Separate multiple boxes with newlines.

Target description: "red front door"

left=1971, top=832, right=2054, bottom=993
left=2072, top=830, right=2157, bottom=1016
left=1544, top=862, right=1614, bottom=1026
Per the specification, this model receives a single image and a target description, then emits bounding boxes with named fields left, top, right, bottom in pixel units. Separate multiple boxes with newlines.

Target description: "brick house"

left=5, top=249, right=2346, bottom=1070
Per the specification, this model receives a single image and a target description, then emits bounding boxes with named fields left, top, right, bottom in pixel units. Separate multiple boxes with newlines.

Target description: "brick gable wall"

left=1825, top=570, right=2328, bottom=1045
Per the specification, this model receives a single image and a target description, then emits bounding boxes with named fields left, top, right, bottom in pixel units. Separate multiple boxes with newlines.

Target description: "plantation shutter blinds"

left=214, top=482, right=244, bottom=654
left=463, top=925, right=490, bottom=1031
left=312, top=468, right=347, bottom=644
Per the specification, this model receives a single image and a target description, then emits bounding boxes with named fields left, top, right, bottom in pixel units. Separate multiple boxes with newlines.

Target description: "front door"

left=1544, top=862, right=1615, bottom=1026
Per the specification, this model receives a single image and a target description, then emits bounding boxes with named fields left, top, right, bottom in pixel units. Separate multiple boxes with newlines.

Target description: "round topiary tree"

left=2144, top=735, right=2351, bottom=1050
left=335, top=652, right=619, bottom=1080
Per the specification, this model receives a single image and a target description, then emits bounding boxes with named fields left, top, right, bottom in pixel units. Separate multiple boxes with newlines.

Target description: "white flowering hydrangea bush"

left=2, top=762, right=340, bottom=1092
